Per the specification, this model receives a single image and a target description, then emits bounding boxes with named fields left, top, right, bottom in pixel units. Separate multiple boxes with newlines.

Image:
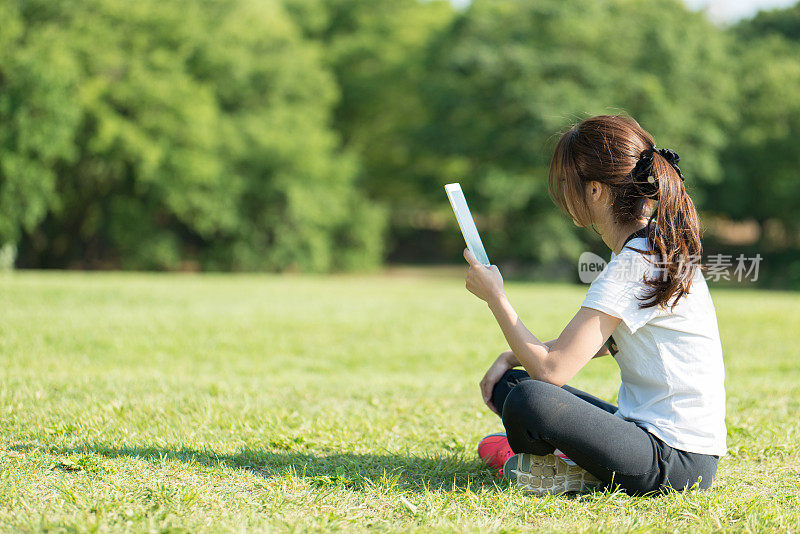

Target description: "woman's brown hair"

left=548, top=115, right=702, bottom=309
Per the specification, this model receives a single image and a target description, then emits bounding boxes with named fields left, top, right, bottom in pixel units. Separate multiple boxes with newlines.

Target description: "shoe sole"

left=503, top=453, right=601, bottom=496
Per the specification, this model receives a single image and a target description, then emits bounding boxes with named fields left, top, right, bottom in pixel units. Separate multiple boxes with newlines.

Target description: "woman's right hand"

left=480, top=350, right=515, bottom=416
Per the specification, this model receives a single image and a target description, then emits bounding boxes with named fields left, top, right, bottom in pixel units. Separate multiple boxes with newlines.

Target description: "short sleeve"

left=581, top=250, right=660, bottom=333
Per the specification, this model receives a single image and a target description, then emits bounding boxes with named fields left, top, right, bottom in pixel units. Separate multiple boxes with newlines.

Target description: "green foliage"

left=1, top=0, right=800, bottom=272
left=417, top=0, right=737, bottom=264
left=737, top=1, right=800, bottom=40
left=712, top=35, right=800, bottom=231
left=284, top=0, right=456, bottom=236
left=5, top=0, right=384, bottom=271
left=709, top=4, right=800, bottom=241
left=0, top=1, right=80, bottom=247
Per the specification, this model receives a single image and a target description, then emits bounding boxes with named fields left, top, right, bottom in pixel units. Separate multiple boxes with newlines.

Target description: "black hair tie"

left=630, top=145, right=684, bottom=198
left=654, top=147, right=684, bottom=181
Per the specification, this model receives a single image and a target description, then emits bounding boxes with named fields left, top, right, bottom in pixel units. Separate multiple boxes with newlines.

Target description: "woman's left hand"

left=463, top=248, right=506, bottom=304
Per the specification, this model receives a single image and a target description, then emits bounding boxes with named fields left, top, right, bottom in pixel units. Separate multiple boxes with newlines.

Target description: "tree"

left=10, top=0, right=385, bottom=271
left=0, top=1, right=80, bottom=263
left=737, top=1, right=800, bottom=41
left=416, top=0, right=738, bottom=265
left=284, top=0, right=455, bottom=259
left=710, top=11, right=800, bottom=241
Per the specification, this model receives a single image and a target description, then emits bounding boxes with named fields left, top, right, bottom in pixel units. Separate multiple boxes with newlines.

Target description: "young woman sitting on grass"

left=464, top=115, right=725, bottom=496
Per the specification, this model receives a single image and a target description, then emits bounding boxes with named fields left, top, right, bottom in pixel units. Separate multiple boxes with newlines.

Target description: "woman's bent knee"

left=501, top=379, right=560, bottom=427
left=501, top=379, right=562, bottom=455
left=491, top=369, right=531, bottom=413
left=498, top=368, right=519, bottom=384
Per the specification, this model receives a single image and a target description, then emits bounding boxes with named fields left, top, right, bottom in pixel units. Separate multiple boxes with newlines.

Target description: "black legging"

left=492, top=369, right=719, bottom=495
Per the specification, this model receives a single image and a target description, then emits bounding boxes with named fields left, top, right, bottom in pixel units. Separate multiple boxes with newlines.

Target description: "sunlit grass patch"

left=1, top=271, right=798, bottom=532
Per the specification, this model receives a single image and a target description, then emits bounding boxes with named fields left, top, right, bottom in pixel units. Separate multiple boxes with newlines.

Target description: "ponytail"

left=641, top=150, right=702, bottom=309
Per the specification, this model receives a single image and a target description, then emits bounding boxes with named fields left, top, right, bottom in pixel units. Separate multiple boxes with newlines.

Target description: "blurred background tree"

left=0, top=1, right=81, bottom=267
left=8, top=0, right=384, bottom=271
left=0, top=0, right=798, bottom=284
left=284, top=0, right=456, bottom=261
left=710, top=5, right=800, bottom=243
left=413, top=0, right=737, bottom=270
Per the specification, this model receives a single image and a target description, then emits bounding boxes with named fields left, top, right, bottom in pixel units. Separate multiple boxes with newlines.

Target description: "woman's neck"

left=598, top=218, right=649, bottom=255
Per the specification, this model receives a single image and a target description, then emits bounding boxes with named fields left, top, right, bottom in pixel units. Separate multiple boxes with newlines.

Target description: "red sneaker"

left=477, top=432, right=514, bottom=477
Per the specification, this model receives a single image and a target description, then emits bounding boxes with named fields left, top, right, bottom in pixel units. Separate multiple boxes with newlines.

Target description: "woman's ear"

left=585, top=181, right=604, bottom=205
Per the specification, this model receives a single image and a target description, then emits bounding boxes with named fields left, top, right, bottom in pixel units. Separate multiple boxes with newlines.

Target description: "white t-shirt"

left=581, top=237, right=727, bottom=456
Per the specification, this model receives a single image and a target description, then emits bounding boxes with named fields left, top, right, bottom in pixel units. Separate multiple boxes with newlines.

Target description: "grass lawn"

left=1, top=270, right=799, bottom=532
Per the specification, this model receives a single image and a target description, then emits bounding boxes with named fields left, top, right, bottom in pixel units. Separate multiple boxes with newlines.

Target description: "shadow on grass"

left=13, top=443, right=505, bottom=494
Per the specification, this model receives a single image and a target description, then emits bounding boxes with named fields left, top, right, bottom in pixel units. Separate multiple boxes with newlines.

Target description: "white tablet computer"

left=445, top=183, right=491, bottom=266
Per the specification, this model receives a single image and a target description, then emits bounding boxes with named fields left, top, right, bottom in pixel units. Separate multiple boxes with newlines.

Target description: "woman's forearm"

left=488, top=295, right=552, bottom=380
left=503, top=333, right=608, bottom=370
left=463, top=248, right=612, bottom=385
